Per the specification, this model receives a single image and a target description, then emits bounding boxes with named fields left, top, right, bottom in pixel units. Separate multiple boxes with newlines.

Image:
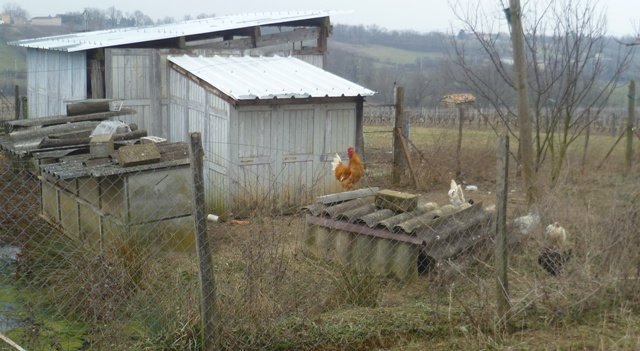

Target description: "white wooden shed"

left=167, top=55, right=375, bottom=214
left=9, top=11, right=334, bottom=128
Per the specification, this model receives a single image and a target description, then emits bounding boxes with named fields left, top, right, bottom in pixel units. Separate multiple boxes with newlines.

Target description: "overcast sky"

left=14, top=0, right=640, bottom=37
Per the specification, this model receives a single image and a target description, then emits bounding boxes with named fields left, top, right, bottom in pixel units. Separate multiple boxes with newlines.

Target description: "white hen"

left=544, top=222, right=567, bottom=247
left=448, top=179, right=466, bottom=207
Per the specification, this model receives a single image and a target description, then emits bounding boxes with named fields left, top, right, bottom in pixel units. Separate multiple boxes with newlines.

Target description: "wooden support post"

left=396, top=129, right=418, bottom=188
left=392, top=86, right=405, bottom=184
left=355, top=98, right=365, bottom=160
left=456, top=106, right=464, bottom=178
left=189, top=132, right=217, bottom=350
left=317, top=16, right=330, bottom=53
left=14, top=85, right=19, bottom=120
left=21, top=96, right=27, bottom=120
left=495, top=135, right=510, bottom=328
left=625, top=80, right=635, bottom=174
left=597, top=129, right=626, bottom=170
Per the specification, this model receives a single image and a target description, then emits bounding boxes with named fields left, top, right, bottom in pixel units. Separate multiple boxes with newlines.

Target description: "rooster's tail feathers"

left=331, top=153, right=342, bottom=171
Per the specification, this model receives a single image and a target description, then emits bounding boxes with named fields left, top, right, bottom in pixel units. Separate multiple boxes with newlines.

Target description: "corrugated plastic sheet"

left=39, top=142, right=190, bottom=179
left=168, top=55, right=375, bottom=100
left=9, top=11, right=337, bottom=52
left=304, top=190, right=491, bottom=247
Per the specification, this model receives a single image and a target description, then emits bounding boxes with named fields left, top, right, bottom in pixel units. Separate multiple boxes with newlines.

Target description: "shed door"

left=105, top=48, right=163, bottom=136
left=277, top=108, right=315, bottom=209
left=235, top=110, right=274, bottom=213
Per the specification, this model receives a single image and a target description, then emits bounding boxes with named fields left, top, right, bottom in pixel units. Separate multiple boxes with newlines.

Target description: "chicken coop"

left=38, top=142, right=194, bottom=250
left=167, top=55, right=375, bottom=215
left=9, top=11, right=375, bottom=214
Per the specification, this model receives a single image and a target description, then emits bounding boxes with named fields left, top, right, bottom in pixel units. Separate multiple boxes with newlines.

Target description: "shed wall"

left=105, top=48, right=165, bottom=136
left=27, top=48, right=87, bottom=117
left=228, top=102, right=356, bottom=213
left=168, top=69, right=357, bottom=213
left=168, top=67, right=231, bottom=212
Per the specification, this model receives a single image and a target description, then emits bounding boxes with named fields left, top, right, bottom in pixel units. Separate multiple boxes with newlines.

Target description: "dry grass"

left=3, top=124, right=640, bottom=350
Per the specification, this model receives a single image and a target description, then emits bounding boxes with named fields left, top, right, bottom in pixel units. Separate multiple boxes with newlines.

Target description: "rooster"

left=331, top=147, right=364, bottom=190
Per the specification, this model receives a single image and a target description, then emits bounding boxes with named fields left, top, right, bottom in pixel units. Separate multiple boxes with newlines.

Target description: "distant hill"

left=0, top=25, right=77, bottom=94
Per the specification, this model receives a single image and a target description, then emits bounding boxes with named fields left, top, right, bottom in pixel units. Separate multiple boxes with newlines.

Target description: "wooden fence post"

left=456, top=106, right=464, bottom=178
left=392, top=86, right=405, bottom=184
left=189, top=132, right=217, bottom=350
left=14, top=85, right=19, bottom=120
left=625, top=80, right=635, bottom=174
left=20, top=97, right=27, bottom=120
left=495, top=135, right=510, bottom=328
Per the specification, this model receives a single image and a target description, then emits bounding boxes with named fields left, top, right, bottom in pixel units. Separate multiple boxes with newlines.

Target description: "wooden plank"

left=315, top=187, right=379, bottom=204
left=398, top=130, right=418, bottom=188
left=66, top=100, right=111, bottom=116
left=116, top=142, right=161, bottom=167
left=3, top=109, right=137, bottom=132
left=187, top=27, right=320, bottom=50
left=375, top=189, right=417, bottom=212
left=38, top=130, right=147, bottom=149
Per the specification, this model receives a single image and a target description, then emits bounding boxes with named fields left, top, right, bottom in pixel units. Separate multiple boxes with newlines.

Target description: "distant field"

left=330, top=40, right=445, bottom=65
left=0, top=40, right=25, bottom=71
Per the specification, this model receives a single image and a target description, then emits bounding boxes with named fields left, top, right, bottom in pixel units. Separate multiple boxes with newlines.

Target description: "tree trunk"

left=508, top=0, right=537, bottom=206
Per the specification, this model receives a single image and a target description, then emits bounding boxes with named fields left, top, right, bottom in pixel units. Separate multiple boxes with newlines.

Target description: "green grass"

left=331, top=41, right=445, bottom=65
left=0, top=40, right=25, bottom=71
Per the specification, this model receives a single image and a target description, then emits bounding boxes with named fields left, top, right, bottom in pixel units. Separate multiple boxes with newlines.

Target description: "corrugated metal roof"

left=39, top=142, right=190, bottom=179
left=168, top=55, right=375, bottom=100
left=8, top=11, right=336, bottom=52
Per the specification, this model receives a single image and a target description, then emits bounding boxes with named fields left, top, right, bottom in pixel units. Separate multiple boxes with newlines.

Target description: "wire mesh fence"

left=3, top=119, right=640, bottom=349
left=0, top=125, right=502, bottom=350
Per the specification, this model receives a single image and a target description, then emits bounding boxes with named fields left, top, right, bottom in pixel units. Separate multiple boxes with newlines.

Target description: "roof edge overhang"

left=168, top=60, right=371, bottom=108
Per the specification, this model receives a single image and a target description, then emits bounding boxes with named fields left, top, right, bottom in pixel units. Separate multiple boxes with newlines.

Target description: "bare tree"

left=2, top=3, right=29, bottom=23
left=450, top=0, right=633, bottom=185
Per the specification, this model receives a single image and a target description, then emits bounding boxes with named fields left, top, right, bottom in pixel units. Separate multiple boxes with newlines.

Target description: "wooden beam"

left=317, top=17, right=330, bottom=52
left=186, top=27, right=320, bottom=50
left=355, top=97, right=364, bottom=158
left=250, top=26, right=261, bottom=48
left=4, top=109, right=136, bottom=131
left=397, top=129, right=419, bottom=188
left=66, top=100, right=111, bottom=116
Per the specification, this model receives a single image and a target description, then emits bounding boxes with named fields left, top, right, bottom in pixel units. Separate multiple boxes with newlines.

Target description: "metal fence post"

left=189, top=132, right=217, bottom=350
left=495, top=135, right=510, bottom=328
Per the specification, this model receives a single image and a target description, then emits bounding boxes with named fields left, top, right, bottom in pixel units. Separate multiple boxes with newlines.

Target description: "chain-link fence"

left=0, top=119, right=503, bottom=350
left=4, top=112, right=640, bottom=350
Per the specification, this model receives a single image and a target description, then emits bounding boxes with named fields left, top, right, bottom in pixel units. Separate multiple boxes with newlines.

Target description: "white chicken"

left=513, top=211, right=540, bottom=235
left=544, top=222, right=567, bottom=247
left=448, top=179, right=466, bottom=207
